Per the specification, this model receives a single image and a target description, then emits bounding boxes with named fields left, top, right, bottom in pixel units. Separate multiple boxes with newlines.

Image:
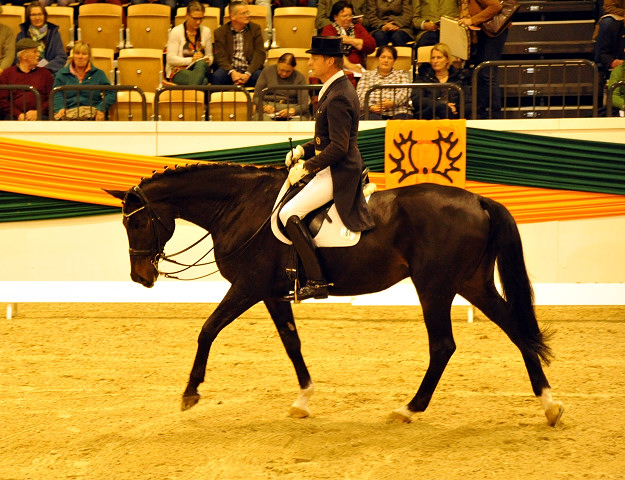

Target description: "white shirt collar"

left=318, top=69, right=345, bottom=101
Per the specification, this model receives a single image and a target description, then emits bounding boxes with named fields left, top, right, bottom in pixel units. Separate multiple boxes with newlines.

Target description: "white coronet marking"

left=291, top=384, right=314, bottom=412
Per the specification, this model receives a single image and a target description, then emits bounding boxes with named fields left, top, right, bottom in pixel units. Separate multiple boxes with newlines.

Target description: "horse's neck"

left=154, top=167, right=283, bottom=238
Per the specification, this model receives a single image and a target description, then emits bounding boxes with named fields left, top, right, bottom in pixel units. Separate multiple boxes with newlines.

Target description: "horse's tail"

left=481, top=197, right=553, bottom=366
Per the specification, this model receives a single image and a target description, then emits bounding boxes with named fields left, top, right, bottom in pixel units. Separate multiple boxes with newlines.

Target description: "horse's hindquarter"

left=321, top=184, right=492, bottom=296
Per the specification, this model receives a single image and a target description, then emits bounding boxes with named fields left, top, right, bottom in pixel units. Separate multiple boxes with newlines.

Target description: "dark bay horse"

left=106, top=162, right=564, bottom=426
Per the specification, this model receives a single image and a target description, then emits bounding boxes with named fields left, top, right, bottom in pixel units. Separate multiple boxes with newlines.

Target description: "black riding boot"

left=282, top=215, right=330, bottom=301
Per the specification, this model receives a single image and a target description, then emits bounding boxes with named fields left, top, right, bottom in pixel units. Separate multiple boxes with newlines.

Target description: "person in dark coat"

left=280, top=36, right=375, bottom=301
left=16, top=1, right=67, bottom=76
left=412, top=42, right=468, bottom=119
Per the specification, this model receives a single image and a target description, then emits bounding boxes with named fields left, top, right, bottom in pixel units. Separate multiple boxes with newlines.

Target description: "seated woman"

left=52, top=41, right=117, bottom=120
left=165, top=1, right=213, bottom=85
left=253, top=52, right=309, bottom=120
left=356, top=45, right=411, bottom=119
left=17, top=1, right=67, bottom=76
left=411, top=42, right=468, bottom=119
left=320, top=0, right=376, bottom=75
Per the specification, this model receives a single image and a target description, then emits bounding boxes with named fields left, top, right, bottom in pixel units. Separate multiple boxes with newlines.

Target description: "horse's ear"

left=103, top=188, right=126, bottom=201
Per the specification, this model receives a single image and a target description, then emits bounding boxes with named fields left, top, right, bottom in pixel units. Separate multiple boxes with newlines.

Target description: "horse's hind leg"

left=391, top=291, right=456, bottom=423
left=461, top=282, right=563, bottom=426
left=264, top=298, right=314, bottom=418
left=182, top=287, right=258, bottom=411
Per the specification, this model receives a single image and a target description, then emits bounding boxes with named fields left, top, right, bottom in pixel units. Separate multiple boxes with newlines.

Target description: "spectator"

left=412, top=0, right=458, bottom=48
left=594, top=0, right=625, bottom=67
left=212, top=0, right=266, bottom=87
left=52, top=41, right=116, bottom=121
left=458, top=0, right=507, bottom=119
left=411, top=42, right=468, bottom=119
left=320, top=1, right=376, bottom=74
left=253, top=52, right=309, bottom=120
left=0, top=38, right=53, bottom=120
left=0, top=10, right=16, bottom=75
left=315, top=0, right=365, bottom=31
left=166, top=1, right=213, bottom=85
left=356, top=45, right=411, bottom=119
left=598, top=18, right=625, bottom=72
left=608, top=62, right=625, bottom=115
left=366, top=0, right=414, bottom=47
left=16, top=1, right=67, bottom=76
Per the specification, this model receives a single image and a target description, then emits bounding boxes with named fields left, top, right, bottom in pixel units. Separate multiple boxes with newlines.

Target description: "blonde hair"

left=431, top=43, right=452, bottom=63
left=70, top=41, right=92, bottom=63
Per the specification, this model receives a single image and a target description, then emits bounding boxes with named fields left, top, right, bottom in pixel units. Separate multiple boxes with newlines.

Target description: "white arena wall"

left=1, top=118, right=624, bottom=308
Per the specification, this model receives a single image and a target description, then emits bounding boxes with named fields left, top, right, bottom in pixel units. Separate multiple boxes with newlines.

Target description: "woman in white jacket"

left=166, top=1, right=213, bottom=85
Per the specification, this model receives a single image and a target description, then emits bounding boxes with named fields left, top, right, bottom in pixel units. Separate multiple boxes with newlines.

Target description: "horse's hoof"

left=388, top=410, right=412, bottom=424
left=181, top=393, right=200, bottom=412
left=288, top=405, right=310, bottom=418
left=545, top=401, right=564, bottom=427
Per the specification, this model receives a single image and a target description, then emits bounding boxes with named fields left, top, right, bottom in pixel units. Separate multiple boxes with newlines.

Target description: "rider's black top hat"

left=306, top=36, right=344, bottom=56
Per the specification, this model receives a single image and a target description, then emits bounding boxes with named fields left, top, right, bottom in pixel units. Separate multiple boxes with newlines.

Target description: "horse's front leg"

left=264, top=297, right=314, bottom=418
left=181, top=288, right=257, bottom=411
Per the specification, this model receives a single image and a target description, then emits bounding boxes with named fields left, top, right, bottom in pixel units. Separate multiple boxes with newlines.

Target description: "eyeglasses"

left=189, top=15, right=204, bottom=21
left=30, top=13, right=44, bottom=17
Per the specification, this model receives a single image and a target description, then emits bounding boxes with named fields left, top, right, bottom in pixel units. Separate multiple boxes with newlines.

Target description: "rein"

left=125, top=182, right=293, bottom=281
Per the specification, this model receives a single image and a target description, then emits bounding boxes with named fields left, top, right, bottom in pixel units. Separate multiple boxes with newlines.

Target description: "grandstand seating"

left=125, top=4, right=171, bottom=50
left=0, top=5, right=25, bottom=38
left=271, top=7, right=317, bottom=49
left=77, top=3, right=125, bottom=51
left=46, top=6, right=75, bottom=51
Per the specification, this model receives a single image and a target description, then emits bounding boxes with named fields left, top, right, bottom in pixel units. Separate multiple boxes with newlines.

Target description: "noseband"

left=123, top=186, right=172, bottom=263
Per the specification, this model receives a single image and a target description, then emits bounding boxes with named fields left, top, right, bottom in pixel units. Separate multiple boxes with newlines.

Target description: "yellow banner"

left=384, top=119, right=466, bottom=189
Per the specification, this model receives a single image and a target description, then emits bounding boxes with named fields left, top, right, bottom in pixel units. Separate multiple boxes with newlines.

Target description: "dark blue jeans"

left=212, top=68, right=262, bottom=87
left=472, top=29, right=508, bottom=119
left=372, top=30, right=413, bottom=47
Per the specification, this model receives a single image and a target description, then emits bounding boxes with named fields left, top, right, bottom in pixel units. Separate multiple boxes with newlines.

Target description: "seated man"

left=0, top=38, right=53, bottom=120
left=211, top=0, right=266, bottom=87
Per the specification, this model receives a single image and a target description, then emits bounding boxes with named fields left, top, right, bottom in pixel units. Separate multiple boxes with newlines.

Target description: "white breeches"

left=279, top=167, right=334, bottom=226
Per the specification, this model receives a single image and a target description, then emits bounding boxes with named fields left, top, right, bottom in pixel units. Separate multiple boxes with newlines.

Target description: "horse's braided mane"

left=137, top=161, right=283, bottom=187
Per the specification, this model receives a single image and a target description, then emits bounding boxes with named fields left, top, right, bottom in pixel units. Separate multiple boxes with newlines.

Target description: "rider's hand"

left=285, top=144, right=305, bottom=168
left=287, top=161, right=308, bottom=185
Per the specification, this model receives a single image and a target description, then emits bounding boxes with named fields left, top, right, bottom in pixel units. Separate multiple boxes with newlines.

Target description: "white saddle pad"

left=271, top=180, right=366, bottom=248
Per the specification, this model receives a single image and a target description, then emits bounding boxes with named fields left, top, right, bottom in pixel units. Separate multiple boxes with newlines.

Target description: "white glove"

left=285, top=144, right=305, bottom=168
left=287, top=161, right=308, bottom=185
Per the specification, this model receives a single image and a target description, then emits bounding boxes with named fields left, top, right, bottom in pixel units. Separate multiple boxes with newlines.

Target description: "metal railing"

left=0, top=85, right=42, bottom=120
left=50, top=85, right=148, bottom=121
left=363, top=83, right=466, bottom=120
left=606, top=80, right=625, bottom=117
left=255, top=84, right=322, bottom=121
left=471, top=59, right=599, bottom=119
left=154, top=85, right=254, bottom=121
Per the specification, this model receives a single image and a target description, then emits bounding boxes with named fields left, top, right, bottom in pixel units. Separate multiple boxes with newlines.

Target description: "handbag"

left=480, top=0, right=520, bottom=37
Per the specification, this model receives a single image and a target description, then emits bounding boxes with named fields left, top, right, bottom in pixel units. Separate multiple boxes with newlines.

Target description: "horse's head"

left=105, top=185, right=175, bottom=288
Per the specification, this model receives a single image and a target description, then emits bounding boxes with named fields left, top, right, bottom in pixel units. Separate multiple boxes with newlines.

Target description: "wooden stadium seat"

left=271, top=7, right=316, bottom=49
left=108, top=90, right=154, bottom=121
left=156, top=89, right=206, bottom=121
left=0, top=5, right=25, bottom=38
left=91, top=48, right=115, bottom=84
left=266, top=48, right=311, bottom=80
left=126, top=4, right=171, bottom=50
left=116, top=48, right=164, bottom=93
left=208, top=90, right=252, bottom=121
left=45, top=6, right=75, bottom=51
left=78, top=3, right=124, bottom=51
left=174, top=6, right=220, bottom=33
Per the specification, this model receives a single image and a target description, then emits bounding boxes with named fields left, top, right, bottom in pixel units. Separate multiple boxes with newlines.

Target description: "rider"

left=280, top=35, right=375, bottom=302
